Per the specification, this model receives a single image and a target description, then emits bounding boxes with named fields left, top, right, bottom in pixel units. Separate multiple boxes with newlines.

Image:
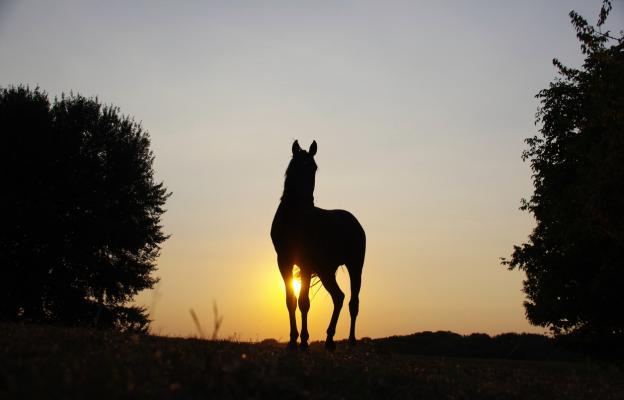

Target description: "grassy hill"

left=1, top=323, right=623, bottom=399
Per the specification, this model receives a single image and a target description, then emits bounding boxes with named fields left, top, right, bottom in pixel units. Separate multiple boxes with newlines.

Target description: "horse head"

left=283, top=140, right=318, bottom=203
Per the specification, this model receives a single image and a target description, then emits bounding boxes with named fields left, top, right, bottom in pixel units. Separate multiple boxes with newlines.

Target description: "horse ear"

left=292, top=140, right=301, bottom=155
left=309, top=140, right=317, bottom=156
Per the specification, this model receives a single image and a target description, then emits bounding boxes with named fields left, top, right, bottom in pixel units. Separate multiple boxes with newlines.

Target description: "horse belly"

left=302, top=214, right=364, bottom=270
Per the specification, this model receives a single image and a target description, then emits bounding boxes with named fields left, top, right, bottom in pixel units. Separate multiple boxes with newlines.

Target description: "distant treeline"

left=366, top=331, right=617, bottom=362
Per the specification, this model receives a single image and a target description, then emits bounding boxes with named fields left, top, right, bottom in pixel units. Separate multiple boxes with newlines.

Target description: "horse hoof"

left=325, top=340, right=336, bottom=351
left=299, top=341, right=309, bottom=351
left=287, top=340, right=298, bottom=350
left=348, top=338, right=357, bottom=347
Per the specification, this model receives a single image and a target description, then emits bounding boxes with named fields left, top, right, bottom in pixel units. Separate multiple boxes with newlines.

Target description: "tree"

left=503, top=1, right=624, bottom=338
left=0, top=86, right=170, bottom=332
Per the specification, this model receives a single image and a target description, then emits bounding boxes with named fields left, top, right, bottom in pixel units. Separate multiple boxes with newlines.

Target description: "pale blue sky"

left=1, top=1, right=619, bottom=339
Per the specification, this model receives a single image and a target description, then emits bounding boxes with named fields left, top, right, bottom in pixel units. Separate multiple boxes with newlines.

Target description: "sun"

left=292, top=265, right=302, bottom=297
left=292, top=278, right=301, bottom=297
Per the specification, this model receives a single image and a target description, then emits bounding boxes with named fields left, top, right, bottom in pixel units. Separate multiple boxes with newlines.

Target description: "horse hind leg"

left=319, top=271, right=345, bottom=351
left=347, top=261, right=363, bottom=346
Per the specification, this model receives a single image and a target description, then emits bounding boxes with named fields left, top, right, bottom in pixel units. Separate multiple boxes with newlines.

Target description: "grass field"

left=1, top=323, right=623, bottom=399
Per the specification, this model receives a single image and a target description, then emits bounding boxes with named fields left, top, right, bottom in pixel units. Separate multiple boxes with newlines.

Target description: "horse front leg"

left=279, top=262, right=298, bottom=349
left=298, top=271, right=311, bottom=350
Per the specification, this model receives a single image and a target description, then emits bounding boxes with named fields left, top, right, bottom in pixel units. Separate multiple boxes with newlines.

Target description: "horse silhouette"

left=271, top=140, right=366, bottom=350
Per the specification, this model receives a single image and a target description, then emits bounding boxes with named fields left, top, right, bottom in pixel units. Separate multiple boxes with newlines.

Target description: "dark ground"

left=1, top=323, right=623, bottom=399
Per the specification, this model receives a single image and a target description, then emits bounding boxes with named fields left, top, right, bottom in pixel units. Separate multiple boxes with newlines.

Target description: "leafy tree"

left=503, top=1, right=623, bottom=337
left=0, top=86, right=170, bottom=332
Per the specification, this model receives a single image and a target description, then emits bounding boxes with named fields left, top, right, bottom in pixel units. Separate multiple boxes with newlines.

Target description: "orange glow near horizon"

left=135, top=240, right=546, bottom=341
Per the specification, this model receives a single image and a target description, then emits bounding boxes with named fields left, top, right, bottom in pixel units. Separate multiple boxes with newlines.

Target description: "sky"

left=1, top=0, right=621, bottom=341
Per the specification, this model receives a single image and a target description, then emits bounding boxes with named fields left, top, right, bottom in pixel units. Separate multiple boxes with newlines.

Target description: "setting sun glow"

left=292, top=278, right=301, bottom=298
left=292, top=266, right=302, bottom=297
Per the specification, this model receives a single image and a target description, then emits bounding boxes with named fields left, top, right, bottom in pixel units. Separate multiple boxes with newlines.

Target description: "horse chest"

left=271, top=206, right=331, bottom=265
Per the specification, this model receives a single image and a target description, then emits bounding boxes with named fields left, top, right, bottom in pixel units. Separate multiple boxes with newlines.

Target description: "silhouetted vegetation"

left=2, top=323, right=623, bottom=399
left=0, top=86, right=170, bottom=332
left=373, top=331, right=581, bottom=362
left=503, top=1, right=624, bottom=341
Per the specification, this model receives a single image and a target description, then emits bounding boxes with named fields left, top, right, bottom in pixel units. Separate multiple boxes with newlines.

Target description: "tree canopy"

left=503, top=1, right=623, bottom=337
left=0, top=86, right=170, bottom=332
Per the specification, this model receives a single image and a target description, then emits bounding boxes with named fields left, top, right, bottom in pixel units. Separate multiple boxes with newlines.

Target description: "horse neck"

left=281, top=176, right=314, bottom=209
left=279, top=193, right=314, bottom=209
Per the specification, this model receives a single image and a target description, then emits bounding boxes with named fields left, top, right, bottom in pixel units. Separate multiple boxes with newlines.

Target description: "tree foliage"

left=504, top=1, right=624, bottom=337
left=0, top=86, right=170, bottom=332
